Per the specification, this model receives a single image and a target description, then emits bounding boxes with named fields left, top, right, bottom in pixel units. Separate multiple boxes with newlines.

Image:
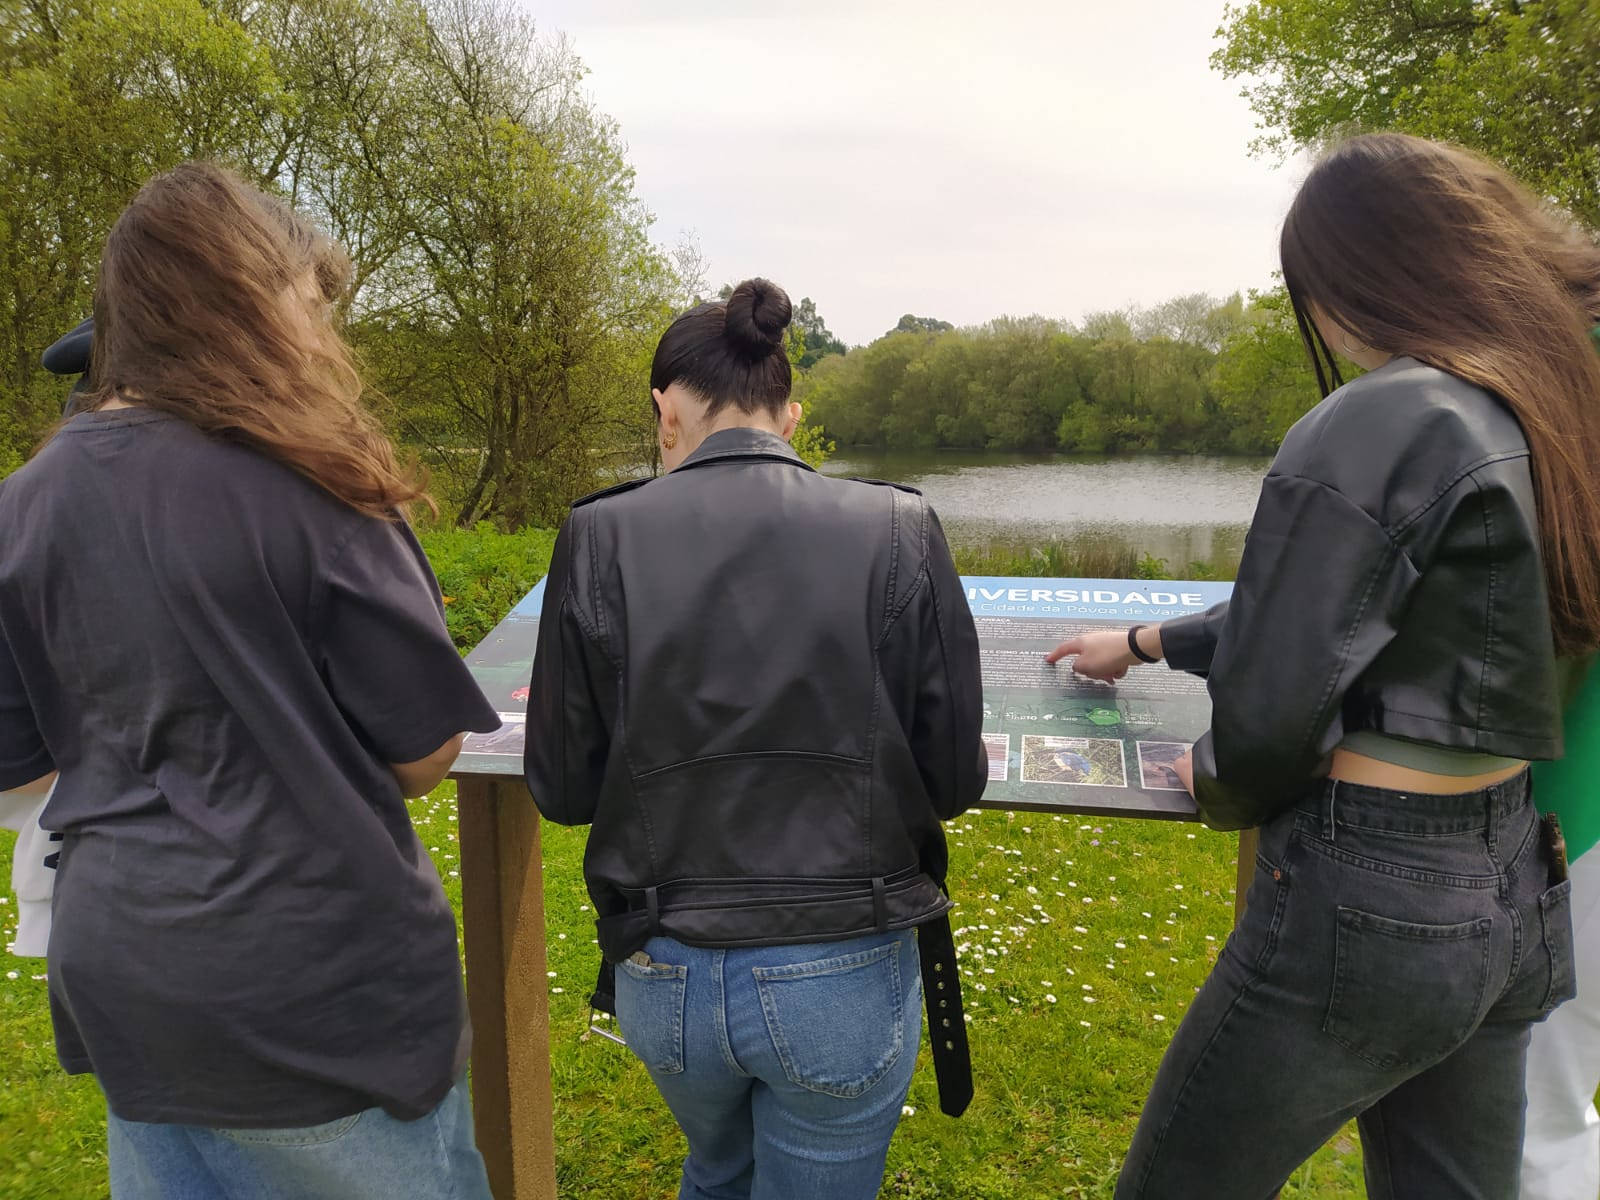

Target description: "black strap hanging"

left=917, top=912, right=973, bottom=1116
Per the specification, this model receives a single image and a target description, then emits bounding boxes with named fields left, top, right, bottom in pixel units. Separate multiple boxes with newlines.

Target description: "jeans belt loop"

left=871, top=876, right=888, bottom=932
left=1324, top=780, right=1338, bottom=843
left=644, top=885, right=660, bottom=934
left=1485, top=788, right=1499, bottom=856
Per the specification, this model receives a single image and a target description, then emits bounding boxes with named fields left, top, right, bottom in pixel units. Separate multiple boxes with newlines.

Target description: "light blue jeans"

left=106, top=1079, right=491, bottom=1200
left=615, top=930, right=921, bottom=1200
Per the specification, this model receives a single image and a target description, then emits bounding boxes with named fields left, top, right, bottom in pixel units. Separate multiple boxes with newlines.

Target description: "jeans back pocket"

left=1323, top=906, right=1492, bottom=1071
left=1539, top=880, right=1577, bottom=1015
left=753, top=941, right=907, bottom=1099
left=216, top=1111, right=365, bottom=1147
left=615, top=956, right=689, bottom=1075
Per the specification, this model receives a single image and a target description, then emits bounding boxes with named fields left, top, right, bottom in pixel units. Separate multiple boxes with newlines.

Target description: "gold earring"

left=662, top=428, right=678, bottom=450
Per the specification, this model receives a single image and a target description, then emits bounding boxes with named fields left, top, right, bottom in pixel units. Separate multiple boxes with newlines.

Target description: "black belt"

left=917, top=911, right=973, bottom=1116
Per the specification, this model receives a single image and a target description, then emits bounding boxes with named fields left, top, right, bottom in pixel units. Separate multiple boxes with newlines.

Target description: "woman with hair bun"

left=526, top=278, right=988, bottom=1198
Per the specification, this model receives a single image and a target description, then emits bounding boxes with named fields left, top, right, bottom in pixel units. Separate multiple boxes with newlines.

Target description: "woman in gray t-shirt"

left=0, top=163, right=500, bottom=1199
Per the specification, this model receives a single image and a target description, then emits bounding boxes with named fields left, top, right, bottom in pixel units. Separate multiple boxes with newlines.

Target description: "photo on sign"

left=982, top=733, right=1010, bottom=782
left=462, top=713, right=527, bottom=757
left=1137, top=741, right=1192, bottom=791
left=1019, top=736, right=1127, bottom=788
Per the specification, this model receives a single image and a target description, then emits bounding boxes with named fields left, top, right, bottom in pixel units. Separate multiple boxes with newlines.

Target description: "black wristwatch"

left=1127, top=624, right=1159, bottom=664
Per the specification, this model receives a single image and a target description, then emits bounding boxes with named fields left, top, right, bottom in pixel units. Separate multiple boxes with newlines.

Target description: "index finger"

left=1044, top=637, right=1083, bottom=665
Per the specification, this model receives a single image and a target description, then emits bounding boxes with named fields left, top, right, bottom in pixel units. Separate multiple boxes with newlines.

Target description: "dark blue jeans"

left=1117, top=772, right=1575, bottom=1199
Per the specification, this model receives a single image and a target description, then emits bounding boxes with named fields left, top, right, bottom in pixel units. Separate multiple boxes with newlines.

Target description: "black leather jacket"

left=1161, top=358, right=1562, bottom=830
left=524, top=427, right=988, bottom=962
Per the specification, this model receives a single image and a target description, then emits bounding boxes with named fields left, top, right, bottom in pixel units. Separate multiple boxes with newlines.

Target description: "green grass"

left=0, top=526, right=1314, bottom=1195
left=950, top=537, right=1240, bottom=583
left=0, top=801, right=1365, bottom=1198
left=416, top=525, right=558, bottom=650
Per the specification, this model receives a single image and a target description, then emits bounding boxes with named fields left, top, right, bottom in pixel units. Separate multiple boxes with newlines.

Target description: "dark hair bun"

left=723, top=277, right=791, bottom=358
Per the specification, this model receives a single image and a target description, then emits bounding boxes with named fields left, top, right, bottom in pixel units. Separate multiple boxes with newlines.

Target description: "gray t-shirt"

left=0, top=409, right=500, bottom=1127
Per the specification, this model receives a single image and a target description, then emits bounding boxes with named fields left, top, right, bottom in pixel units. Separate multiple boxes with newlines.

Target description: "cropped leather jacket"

left=524, top=427, right=988, bottom=962
left=1160, top=358, right=1562, bottom=830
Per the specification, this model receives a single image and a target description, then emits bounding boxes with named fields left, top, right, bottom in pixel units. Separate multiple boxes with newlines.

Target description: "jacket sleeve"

left=1192, top=473, right=1420, bottom=830
left=1159, top=602, right=1230, bottom=676
left=523, top=516, right=613, bottom=826
left=901, top=507, right=988, bottom=821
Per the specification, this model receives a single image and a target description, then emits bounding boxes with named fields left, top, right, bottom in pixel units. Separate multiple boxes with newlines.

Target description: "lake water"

left=818, top=449, right=1271, bottom=568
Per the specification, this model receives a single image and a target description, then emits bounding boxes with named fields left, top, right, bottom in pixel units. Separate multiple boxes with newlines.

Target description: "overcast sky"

left=526, top=0, right=1306, bottom=346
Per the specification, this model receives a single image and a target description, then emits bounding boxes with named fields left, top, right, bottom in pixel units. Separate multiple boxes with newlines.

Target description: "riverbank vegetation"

left=949, top=537, right=1239, bottom=585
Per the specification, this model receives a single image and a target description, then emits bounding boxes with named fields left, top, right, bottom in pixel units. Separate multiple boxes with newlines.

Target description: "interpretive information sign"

left=457, top=575, right=1233, bottom=818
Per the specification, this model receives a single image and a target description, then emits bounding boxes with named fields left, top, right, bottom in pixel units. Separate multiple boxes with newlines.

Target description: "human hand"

left=1174, top=750, right=1194, bottom=796
left=1044, top=629, right=1137, bottom=681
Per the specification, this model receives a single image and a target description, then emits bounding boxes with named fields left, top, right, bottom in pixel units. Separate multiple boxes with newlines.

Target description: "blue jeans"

left=1117, top=773, right=1576, bottom=1199
left=106, top=1079, right=491, bottom=1200
left=614, top=930, right=921, bottom=1200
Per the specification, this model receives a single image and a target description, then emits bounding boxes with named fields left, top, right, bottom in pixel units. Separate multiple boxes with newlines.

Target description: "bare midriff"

left=1328, top=747, right=1527, bottom=794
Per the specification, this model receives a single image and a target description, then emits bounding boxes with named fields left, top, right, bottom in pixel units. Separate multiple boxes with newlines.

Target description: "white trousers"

left=1523, top=845, right=1600, bottom=1200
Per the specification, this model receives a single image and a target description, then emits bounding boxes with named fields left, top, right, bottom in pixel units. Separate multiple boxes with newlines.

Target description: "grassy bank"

left=948, top=537, right=1239, bottom=583
left=5, top=530, right=1345, bottom=1199
left=0, top=803, right=1362, bottom=1198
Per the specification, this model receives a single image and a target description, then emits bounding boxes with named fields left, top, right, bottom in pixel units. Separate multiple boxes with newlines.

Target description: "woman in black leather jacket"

left=525, top=279, right=987, bottom=1199
left=1054, top=134, right=1599, bottom=1198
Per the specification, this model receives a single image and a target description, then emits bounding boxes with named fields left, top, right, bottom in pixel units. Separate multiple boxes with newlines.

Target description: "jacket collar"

left=672, top=426, right=815, bottom=474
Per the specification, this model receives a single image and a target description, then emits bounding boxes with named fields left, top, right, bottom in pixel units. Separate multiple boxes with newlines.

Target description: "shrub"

left=418, top=524, right=557, bottom=651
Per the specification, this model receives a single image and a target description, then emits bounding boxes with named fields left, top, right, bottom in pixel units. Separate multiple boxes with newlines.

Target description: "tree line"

left=802, top=0, right=1600, bottom=458
left=796, top=291, right=1326, bottom=455
left=3, top=0, right=1594, bottom=512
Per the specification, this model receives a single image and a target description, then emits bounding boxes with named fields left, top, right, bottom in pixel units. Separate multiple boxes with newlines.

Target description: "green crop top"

left=1337, top=730, right=1525, bottom=776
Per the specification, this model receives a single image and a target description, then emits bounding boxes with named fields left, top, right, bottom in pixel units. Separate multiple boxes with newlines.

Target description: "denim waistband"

left=1291, top=768, right=1531, bottom=836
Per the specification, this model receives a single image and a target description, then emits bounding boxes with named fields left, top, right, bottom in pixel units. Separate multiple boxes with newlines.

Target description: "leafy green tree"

left=1077, top=309, right=1135, bottom=342
left=792, top=297, right=846, bottom=367
left=0, top=0, right=294, bottom=468
left=788, top=418, right=834, bottom=469
left=0, top=0, right=687, bottom=517
left=1214, top=0, right=1600, bottom=225
left=888, top=313, right=954, bottom=337
left=364, top=2, right=673, bottom=525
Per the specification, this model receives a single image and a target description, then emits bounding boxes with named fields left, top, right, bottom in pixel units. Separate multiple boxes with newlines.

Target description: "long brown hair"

left=84, top=162, right=427, bottom=518
left=1281, top=132, right=1600, bottom=654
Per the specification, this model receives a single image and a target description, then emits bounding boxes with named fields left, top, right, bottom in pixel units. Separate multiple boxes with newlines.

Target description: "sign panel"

left=455, top=576, right=1232, bottom=819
